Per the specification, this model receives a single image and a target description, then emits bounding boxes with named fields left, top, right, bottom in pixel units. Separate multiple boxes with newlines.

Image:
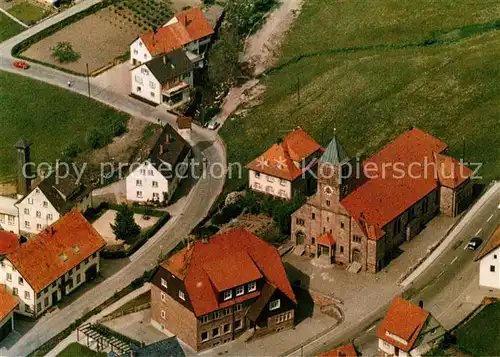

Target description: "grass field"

left=8, top=2, right=52, bottom=25
left=0, top=12, right=24, bottom=42
left=455, top=302, right=500, bottom=355
left=0, top=71, right=128, bottom=183
left=56, top=342, right=106, bottom=357
left=220, top=0, right=500, bottom=192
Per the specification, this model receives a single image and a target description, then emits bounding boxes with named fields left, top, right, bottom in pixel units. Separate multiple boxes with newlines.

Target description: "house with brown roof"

left=0, top=209, right=105, bottom=318
left=150, top=227, right=297, bottom=351
left=291, top=128, right=474, bottom=272
left=130, top=7, right=214, bottom=68
left=476, top=225, right=500, bottom=289
left=246, top=128, right=324, bottom=200
left=126, top=124, right=191, bottom=204
left=318, top=343, right=359, bottom=357
left=377, top=297, right=446, bottom=357
left=15, top=168, right=92, bottom=237
left=0, top=285, right=18, bottom=342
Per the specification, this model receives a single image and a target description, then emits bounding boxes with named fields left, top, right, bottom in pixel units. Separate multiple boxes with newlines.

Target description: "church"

left=290, top=128, right=474, bottom=273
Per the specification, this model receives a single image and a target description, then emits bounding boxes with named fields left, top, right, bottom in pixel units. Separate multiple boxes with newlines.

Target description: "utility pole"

left=86, top=63, right=91, bottom=98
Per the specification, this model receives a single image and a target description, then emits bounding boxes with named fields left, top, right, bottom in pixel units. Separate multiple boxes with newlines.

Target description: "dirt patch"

left=170, top=0, right=201, bottom=12
left=22, top=6, right=142, bottom=74
left=220, top=213, right=272, bottom=236
left=243, top=0, right=304, bottom=76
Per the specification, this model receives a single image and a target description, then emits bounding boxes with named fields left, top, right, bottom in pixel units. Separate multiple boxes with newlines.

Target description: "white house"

left=377, top=296, right=446, bottom=357
left=0, top=285, right=17, bottom=342
left=130, top=7, right=214, bottom=68
left=0, top=196, right=19, bottom=234
left=0, top=209, right=105, bottom=318
left=131, top=49, right=194, bottom=108
left=16, top=170, right=92, bottom=237
left=477, top=225, right=500, bottom=289
left=126, top=124, right=191, bottom=204
left=245, top=128, right=323, bottom=200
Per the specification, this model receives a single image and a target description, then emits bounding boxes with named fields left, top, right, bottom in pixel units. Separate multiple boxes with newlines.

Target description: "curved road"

left=0, top=4, right=226, bottom=356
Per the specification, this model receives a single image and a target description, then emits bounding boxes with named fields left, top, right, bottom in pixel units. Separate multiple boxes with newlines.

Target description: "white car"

left=207, top=120, right=220, bottom=130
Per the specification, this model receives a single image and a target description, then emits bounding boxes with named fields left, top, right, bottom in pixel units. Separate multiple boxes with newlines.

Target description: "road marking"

left=366, top=324, right=376, bottom=332
left=487, top=214, right=494, bottom=222
left=476, top=228, right=483, bottom=236
left=437, top=271, right=445, bottom=278
left=451, top=256, right=458, bottom=265
left=463, top=244, right=469, bottom=250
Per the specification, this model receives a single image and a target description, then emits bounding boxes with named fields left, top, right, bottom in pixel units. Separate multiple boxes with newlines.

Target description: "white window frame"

left=179, top=291, right=185, bottom=301
left=149, top=81, right=156, bottom=89
left=236, top=285, right=244, bottom=296
left=223, top=290, right=232, bottom=301
left=135, top=75, right=143, bottom=84
left=24, top=208, right=29, bottom=215
left=248, top=281, right=256, bottom=292
left=161, top=310, right=166, bottom=319
left=136, top=191, right=143, bottom=198
left=161, top=292, right=166, bottom=301
left=161, top=278, right=167, bottom=288
left=269, top=299, right=280, bottom=311
left=47, top=214, right=53, bottom=220
left=201, top=331, right=209, bottom=342
left=136, top=179, right=142, bottom=186
left=152, top=181, right=158, bottom=188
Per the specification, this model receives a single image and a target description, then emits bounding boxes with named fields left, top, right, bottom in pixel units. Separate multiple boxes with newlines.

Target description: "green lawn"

left=0, top=71, right=129, bottom=182
left=456, top=302, right=500, bottom=355
left=56, top=343, right=106, bottom=357
left=8, top=2, right=52, bottom=25
left=0, top=12, right=24, bottom=42
left=220, top=0, right=500, bottom=192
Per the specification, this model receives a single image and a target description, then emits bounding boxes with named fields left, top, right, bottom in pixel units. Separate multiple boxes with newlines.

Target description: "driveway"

left=93, top=61, right=132, bottom=97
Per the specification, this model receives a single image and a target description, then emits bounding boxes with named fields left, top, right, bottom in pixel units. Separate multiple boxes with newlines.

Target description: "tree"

left=51, top=42, right=81, bottom=63
left=111, top=204, right=141, bottom=243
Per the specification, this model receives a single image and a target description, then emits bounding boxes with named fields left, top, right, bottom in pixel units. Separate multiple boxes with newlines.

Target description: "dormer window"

left=248, top=281, right=256, bottom=292
left=223, top=290, right=232, bottom=301
left=179, top=291, right=185, bottom=301
left=269, top=299, right=280, bottom=311
left=236, top=286, right=244, bottom=296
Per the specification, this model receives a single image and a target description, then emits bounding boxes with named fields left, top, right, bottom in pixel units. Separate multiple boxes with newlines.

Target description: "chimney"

left=162, top=55, right=166, bottom=65
left=165, top=134, right=170, bottom=143
left=419, top=300, right=424, bottom=309
left=40, top=170, right=46, bottom=179
left=159, top=144, right=164, bottom=155
left=201, top=237, right=209, bottom=244
left=14, top=139, right=32, bottom=196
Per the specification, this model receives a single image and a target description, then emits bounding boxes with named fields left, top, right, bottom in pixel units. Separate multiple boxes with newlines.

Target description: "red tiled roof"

left=7, top=209, right=106, bottom=293
left=377, top=296, right=429, bottom=352
left=0, top=231, right=19, bottom=255
left=341, top=128, right=449, bottom=239
left=0, top=285, right=17, bottom=321
left=246, top=128, right=323, bottom=181
left=161, top=227, right=296, bottom=316
left=317, top=232, right=335, bottom=246
left=476, top=225, right=500, bottom=261
left=141, top=7, right=213, bottom=56
left=318, top=343, right=358, bottom=357
left=175, top=7, right=214, bottom=41
left=433, top=152, right=472, bottom=189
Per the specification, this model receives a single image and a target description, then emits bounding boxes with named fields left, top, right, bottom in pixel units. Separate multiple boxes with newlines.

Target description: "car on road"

left=467, top=237, right=483, bottom=250
left=207, top=120, right=220, bottom=130
left=13, top=61, right=29, bottom=70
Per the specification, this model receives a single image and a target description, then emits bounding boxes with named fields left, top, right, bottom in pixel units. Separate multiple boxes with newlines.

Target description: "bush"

left=212, top=203, right=243, bottom=225
left=111, top=204, right=141, bottom=243
left=50, top=42, right=81, bottom=63
left=111, top=118, right=127, bottom=136
left=61, top=142, right=81, bottom=160
left=85, top=128, right=106, bottom=149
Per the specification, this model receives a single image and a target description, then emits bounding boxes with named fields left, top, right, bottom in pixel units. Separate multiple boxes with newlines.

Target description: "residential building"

left=0, top=209, right=105, bottom=318
left=0, top=285, right=17, bottom=342
left=150, top=227, right=297, bottom=351
left=377, top=296, right=446, bottom=357
left=291, top=128, right=473, bottom=272
left=318, top=343, right=359, bottom=357
left=131, top=49, right=194, bottom=108
left=16, top=170, right=92, bottom=237
left=0, top=196, right=19, bottom=234
left=246, top=128, right=324, bottom=200
left=130, top=7, right=214, bottom=68
left=476, top=225, right=500, bottom=289
left=126, top=124, right=191, bottom=204
left=0, top=231, right=19, bottom=257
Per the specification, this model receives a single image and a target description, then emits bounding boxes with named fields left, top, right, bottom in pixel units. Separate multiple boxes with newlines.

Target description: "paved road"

left=0, top=8, right=227, bottom=356
left=310, top=183, right=500, bottom=356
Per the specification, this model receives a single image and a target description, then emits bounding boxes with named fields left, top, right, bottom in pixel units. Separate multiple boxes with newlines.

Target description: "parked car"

left=12, top=61, right=29, bottom=70
left=207, top=120, right=220, bottom=130
left=467, top=237, right=483, bottom=250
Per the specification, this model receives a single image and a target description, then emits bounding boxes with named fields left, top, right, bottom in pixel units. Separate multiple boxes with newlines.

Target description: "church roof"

left=319, top=134, right=349, bottom=165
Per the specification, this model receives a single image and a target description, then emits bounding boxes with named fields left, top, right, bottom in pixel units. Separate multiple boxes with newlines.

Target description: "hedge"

left=105, top=202, right=165, bottom=217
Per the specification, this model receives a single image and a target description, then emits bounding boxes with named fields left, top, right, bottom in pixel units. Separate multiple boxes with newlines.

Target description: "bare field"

left=22, top=6, right=142, bottom=74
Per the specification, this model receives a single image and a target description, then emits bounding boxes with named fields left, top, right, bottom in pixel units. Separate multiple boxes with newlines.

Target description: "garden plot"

left=21, top=6, right=143, bottom=74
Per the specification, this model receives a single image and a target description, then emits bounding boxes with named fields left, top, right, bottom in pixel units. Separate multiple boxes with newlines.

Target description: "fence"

left=98, top=302, right=151, bottom=323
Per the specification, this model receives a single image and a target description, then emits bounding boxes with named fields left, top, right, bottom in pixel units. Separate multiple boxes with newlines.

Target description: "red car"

left=13, top=61, right=29, bottom=70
